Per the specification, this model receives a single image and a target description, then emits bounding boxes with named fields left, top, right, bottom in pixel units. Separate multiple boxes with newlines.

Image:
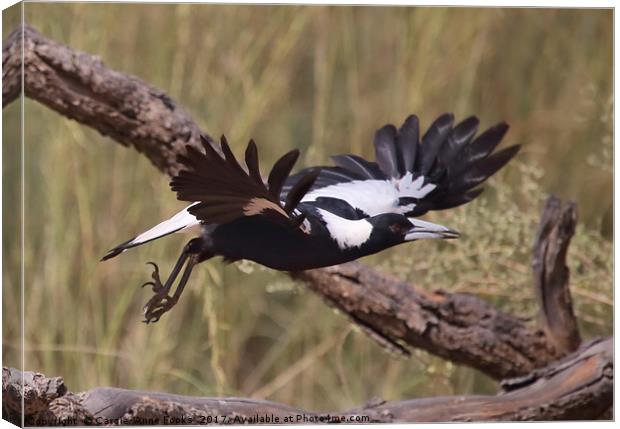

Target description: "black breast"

left=207, top=216, right=346, bottom=271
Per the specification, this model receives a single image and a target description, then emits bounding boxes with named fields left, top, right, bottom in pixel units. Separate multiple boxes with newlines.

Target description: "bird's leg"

left=142, top=238, right=206, bottom=324
left=141, top=256, right=188, bottom=323
left=142, top=255, right=196, bottom=324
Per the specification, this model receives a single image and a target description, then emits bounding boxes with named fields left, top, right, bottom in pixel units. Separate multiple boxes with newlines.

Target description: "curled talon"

left=141, top=281, right=156, bottom=290
left=147, top=262, right=164, bottom=285
left=142, top=261, right=166, bottom=293
left=146, top=261, right=159, bottom=272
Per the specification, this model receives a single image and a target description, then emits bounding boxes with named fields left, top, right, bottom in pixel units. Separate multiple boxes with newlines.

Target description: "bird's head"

left=315, top=208, right=459, bottom=255
left=366, top=213, right=459, bottom=248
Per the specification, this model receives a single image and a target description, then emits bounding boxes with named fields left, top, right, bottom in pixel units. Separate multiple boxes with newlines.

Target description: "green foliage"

left=3, top=4, right=611, bottom=411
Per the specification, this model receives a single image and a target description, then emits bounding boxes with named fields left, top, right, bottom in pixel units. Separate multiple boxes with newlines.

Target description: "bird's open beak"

left=405, top=218, right=460, bottom=241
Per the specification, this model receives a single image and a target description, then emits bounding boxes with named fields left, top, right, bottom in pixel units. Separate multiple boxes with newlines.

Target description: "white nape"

left=317, top=208, right=373, bottom=250
left=130, top=203, right=200, bottom=246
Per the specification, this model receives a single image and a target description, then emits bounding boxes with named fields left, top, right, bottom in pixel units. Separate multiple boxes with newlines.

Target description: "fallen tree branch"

left=296, top=263, right=558, bottom=379
left=2, top=338, right=612, bottom=424
left=2, top=25, right=210, bottom=176
left=0, top=25, right=586, bottom=381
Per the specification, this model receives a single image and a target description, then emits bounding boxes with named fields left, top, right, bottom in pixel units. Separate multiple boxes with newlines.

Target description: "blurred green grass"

left=2, top=4, right=612, bottom=411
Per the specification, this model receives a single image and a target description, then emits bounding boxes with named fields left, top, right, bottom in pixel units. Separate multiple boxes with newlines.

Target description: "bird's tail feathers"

left=101, top=204, right=200, bottom=261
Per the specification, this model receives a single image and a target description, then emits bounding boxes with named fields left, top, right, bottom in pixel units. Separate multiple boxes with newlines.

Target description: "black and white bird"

left=102, top=113, right=520, bottom=323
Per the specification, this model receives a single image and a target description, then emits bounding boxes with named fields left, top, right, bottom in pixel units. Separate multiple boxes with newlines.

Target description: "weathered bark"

left=2, top=338, right=612, bottom=425
left=296, top=264, right=559, bottom=379
left=2, top=24, right=22, bottom=107
left=533, top=196, right=581, bottom=354
left=2, top=25, right=211, bottom=176
left=2, top=25, right=590, bottom=381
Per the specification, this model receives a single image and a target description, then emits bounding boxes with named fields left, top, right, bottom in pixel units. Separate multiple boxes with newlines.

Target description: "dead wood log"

left=2, top=338, right=612, bottom=424
left=532, top=196, right=581, bottom=354
left=0, top=24, right=587, bottom=380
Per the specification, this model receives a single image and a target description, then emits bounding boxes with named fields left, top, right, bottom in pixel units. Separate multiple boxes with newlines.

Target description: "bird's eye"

left=389, top=223, right=408, bottom=235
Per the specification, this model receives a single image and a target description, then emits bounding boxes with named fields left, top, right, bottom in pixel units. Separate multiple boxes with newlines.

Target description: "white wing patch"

left=303, top=180, right=398, bottom=216
left=302, top=174, right=436, bottom=216
left=396, top=173, right=437, bottom=199
left=130, top=203, right=200, bottom=246
left=317, top=208, right=372, bottom=249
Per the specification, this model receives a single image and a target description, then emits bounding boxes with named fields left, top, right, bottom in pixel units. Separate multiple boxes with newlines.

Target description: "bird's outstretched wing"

left=171, top=135, right=319, bottom=227
left=283, top=113, right=520, bottom=218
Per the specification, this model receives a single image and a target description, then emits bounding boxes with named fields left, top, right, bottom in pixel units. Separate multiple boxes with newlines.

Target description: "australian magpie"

left=102, top=113, right=520, bottom=323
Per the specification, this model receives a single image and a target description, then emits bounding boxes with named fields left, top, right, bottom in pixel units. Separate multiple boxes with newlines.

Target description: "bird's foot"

left=142, top=294, right=178, bottom=324
left=141, top=262, right=178, bottom=324
left=141, top=262, right=165, bottom=293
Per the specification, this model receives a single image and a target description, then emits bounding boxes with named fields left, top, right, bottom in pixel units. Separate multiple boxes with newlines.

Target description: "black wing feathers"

left=268, top=149, right=300, bottom=200
left=438, top=116, right=479, bottom=168
left=282, top=113, right=519, bottom=217
left=284, top=168, right=321, bottom=213
left=374, top=125, right=400, bottom=178
left=396, top=114, right=419, bottom=175
left=451, top=122, right=509, bottom=176
left=331, top=154, right=384, bottom=179
left=370, top=113, right=518, bottom=216
left=219, top=135, right=246, bottom=174
left=244, top=140, right=264, bottom=185
left=418, top=113, right=454, bottom=176
left=171, top=135, right=317, bottom=227
left=406, top=116, right=519, bottom=216
left=431, top=188, right=484, bottom=211
left=450, top=145, right=520, bottom=193
left=319, top=166, right=364, bottom=182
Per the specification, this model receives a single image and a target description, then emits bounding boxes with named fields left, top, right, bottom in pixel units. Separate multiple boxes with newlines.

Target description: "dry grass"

left=2, top=4, right=612, bottom=411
